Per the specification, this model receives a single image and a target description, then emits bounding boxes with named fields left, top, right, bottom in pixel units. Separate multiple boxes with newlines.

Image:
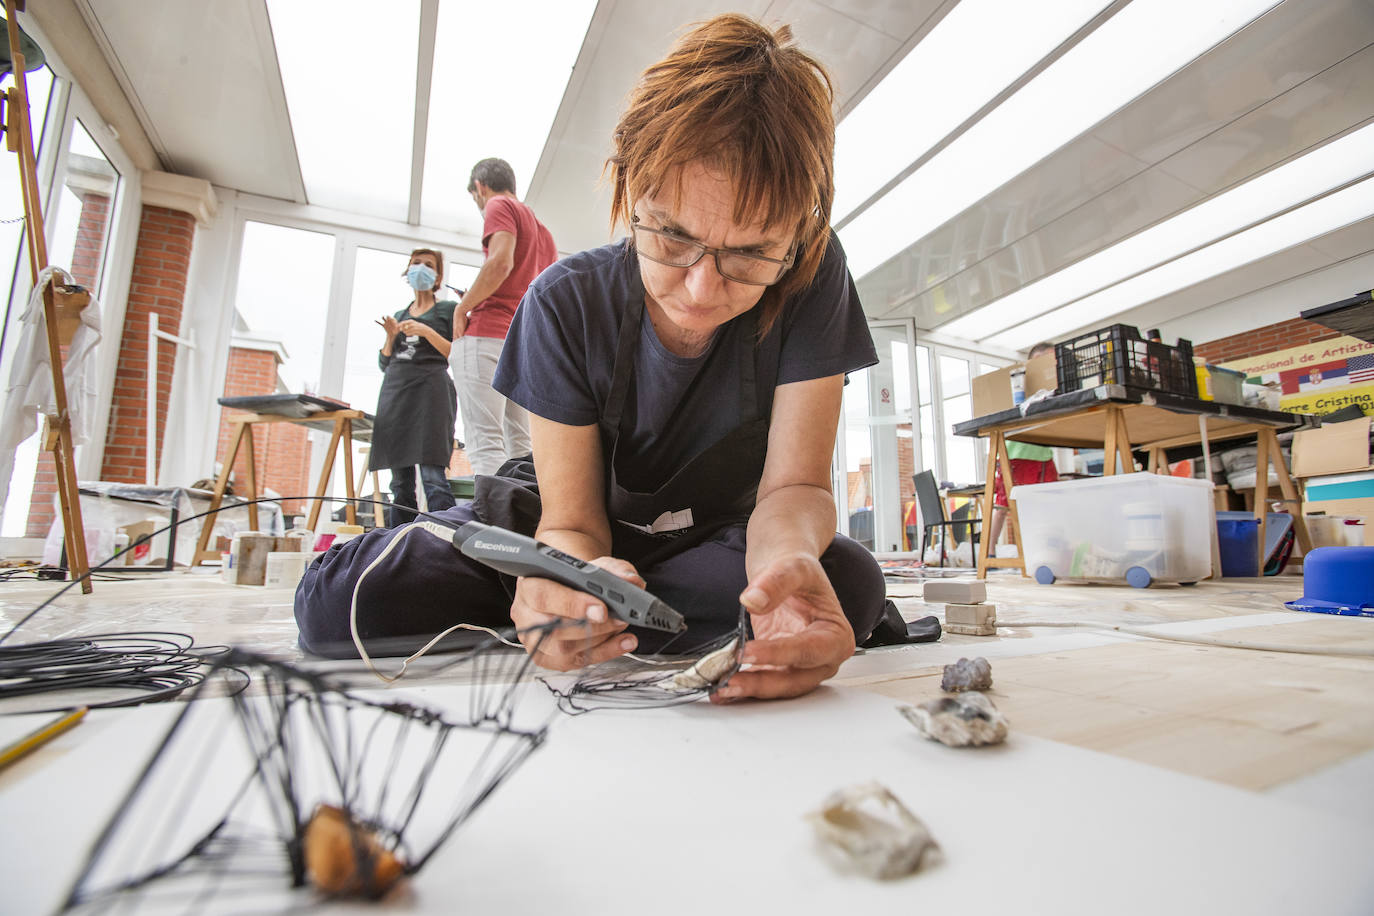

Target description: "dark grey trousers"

left=294, top=503, right=886, bottom=659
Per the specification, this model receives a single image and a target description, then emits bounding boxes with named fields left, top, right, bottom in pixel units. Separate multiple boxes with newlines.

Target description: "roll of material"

left=264, top=551, right=310, bottom=588
left=229, top=532, right=275, bottom=586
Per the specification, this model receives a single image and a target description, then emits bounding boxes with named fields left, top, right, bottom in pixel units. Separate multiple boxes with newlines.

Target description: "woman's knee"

left=821, top=534, right=886, bottom=642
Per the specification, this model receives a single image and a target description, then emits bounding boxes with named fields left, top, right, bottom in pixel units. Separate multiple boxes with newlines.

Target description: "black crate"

left=1055, top=324, right=1198, bottom=397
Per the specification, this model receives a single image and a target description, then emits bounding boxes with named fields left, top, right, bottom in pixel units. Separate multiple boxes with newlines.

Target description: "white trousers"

left=450, top=335, right=531, bottom=477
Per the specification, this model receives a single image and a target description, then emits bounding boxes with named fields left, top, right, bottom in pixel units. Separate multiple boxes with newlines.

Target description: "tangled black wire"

left=0, top=495, right=407, bottom=714
left=0, top=631, right=246, bottom=712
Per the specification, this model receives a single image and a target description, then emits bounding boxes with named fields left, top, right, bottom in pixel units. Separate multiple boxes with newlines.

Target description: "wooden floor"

left=3, top=564, right=1372, bottom=802
left=845, top=574, right=1374, bottom=796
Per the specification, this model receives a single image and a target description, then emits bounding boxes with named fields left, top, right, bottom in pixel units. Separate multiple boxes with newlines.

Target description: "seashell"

left=668, top=638, right=739, bottom=690
left=807, top=781, right=939, bottom=879
left=897, top=691, right=1009, bottom=747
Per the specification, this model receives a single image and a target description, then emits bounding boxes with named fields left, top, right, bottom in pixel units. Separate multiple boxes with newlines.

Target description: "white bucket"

left=264, top=551, right=310, bottom=588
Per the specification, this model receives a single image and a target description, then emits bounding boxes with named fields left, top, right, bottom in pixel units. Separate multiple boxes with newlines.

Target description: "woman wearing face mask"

left=369, top=248, right=459, bottom=529
left=298, top=15, right=886, bottom=702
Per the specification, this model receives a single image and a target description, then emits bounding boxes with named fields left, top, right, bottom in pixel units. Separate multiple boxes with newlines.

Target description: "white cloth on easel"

left=0, top=266, right=103, bottom=510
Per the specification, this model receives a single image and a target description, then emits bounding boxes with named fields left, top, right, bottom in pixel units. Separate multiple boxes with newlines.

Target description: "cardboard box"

left=1290, top=417, right=1372, bottom=478
left=117, top=520, right=158, bottom=566
left=971, top=353, right=1057, bottom=417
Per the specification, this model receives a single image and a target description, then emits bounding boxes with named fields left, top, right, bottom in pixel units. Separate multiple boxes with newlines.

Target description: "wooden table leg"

left=342, top=419, right=357, bottom=526
left=307, top=419, right=346, bottom=532
left=194, top=422, right=246, bottom=564
left=1104, top=406, right=1120, bottom=475
left=1254, top=427, right=1271, bottom=574
left=1260, top=426, right=1312, bottom=558
left=242, top=424, right=259, bottom=532
left=976, top=432, right=1000, bottom=579
left=1116, top=410, right=1135, bottom=474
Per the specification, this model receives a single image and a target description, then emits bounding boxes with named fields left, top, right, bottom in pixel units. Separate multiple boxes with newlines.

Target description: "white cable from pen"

left=350, top=523, right=523, bottom=684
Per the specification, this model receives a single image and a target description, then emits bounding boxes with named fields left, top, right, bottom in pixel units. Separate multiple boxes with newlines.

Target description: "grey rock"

left=941, top=656, right=992, bottom=692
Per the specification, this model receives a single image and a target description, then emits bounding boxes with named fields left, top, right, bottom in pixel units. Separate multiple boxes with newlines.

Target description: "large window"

left=232, top=221, right=336, bottom=394
left=3, top=109, right=123, bottom=538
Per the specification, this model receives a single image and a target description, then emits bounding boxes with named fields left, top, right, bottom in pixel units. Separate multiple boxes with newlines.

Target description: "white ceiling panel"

left=80, top=0, right=304, bottom=202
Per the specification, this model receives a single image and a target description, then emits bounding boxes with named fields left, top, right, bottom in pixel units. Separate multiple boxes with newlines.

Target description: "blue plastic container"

left=1216, top=517, right=1260, bottom=577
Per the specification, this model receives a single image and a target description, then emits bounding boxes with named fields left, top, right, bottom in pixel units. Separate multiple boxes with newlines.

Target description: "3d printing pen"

left=425, top=520, right=686, bottom=634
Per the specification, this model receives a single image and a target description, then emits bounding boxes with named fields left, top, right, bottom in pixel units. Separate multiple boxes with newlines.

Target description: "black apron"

left=369, top=314, right=457, bottom=470
left=473, top=296, right=779, bottom=569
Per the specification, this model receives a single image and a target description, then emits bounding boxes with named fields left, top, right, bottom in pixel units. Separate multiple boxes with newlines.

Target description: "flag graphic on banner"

left=1298, top=362, right=1348, bottom=391
left=1349, top=353, right=1374, bottom=384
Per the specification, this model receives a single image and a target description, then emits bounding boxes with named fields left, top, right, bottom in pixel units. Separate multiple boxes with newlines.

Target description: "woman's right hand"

left=510, top=557, right=642, bottom=670
left=376, top=315, right=399, bottom=338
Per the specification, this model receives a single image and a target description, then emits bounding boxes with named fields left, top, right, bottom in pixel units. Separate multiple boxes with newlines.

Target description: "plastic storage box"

left=1015, top=472, right=1214, bottom=587
left=1055, top=324, right=1198, bottom=397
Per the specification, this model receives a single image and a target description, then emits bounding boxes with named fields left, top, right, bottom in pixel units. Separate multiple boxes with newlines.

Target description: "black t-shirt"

left=379, top=299, right=457, bottom=371
left=493, top=234, right=876, bottom=491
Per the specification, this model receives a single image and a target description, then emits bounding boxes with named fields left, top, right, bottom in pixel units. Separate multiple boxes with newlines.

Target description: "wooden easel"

left=2, top=1, right=92, bottom=592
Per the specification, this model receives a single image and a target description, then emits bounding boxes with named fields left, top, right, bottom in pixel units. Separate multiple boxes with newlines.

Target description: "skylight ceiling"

left=267, top=0, right=596, bottom=237
left=419, top=0, right=598, bottom=231
left=837, top=0, right=1279, bottom=277
left=268, top=0, right=419, bottom=223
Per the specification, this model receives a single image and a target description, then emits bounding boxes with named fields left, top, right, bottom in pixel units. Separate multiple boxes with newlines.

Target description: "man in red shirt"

left=452, top=158, right=558, bottom=475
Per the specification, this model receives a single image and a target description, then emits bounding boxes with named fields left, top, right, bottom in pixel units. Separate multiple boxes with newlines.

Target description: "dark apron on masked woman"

left=369, top=302, right=457, bottom=471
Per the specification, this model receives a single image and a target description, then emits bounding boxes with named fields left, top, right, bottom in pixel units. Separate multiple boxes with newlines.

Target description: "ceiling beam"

left=26, top=0, right=159, bottom=172
left=407, top=0, right=439, bottom=226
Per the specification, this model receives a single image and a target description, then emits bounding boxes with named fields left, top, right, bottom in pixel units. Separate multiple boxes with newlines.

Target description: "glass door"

left=838, top=320, right=918, bottom=553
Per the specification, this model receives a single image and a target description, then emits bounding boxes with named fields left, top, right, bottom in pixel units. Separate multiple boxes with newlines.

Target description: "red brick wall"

left=24, top=190, right=113, bottom=536
left=214, top=347, right=312, bottom=515
left=1193, top=317, right=1342, bottom=364
left=97, top=205, right=197, bottom=489
left=69, top=191, right=110, bottom=288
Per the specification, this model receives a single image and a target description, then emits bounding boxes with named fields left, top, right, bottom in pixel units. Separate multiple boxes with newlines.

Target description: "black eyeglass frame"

left=629, top=215, right=795, bottom=286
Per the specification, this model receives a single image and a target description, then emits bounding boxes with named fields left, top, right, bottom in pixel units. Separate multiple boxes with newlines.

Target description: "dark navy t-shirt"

left=493, top=233, right=877, bottom=492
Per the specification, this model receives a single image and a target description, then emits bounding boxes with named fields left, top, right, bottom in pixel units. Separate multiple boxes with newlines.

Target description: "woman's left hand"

left=397, top=319, right=425, bottom=337
left=713, top=552, right=855, bottom=702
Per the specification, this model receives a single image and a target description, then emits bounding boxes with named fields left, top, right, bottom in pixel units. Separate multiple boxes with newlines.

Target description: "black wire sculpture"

left=543, top=605, right=748, bottom=714
left=63, top=631, right=560, bottom=911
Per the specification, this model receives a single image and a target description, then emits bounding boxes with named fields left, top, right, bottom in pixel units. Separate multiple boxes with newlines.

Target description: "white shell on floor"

left=666, top=638, right=739, bottom=690
left=897, top=691, right=1009, bottom=747
left=807, top=781, right=939, bottom=879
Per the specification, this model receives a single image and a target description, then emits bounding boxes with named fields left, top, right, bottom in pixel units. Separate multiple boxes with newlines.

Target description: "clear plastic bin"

left=1014, top=472, right=1214, bottom=587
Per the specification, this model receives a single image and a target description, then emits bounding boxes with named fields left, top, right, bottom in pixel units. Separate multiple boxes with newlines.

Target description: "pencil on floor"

left=0, top=706, right=88, bottom=770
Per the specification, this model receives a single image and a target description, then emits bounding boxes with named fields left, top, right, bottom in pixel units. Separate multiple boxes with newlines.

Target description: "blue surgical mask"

left=406, top=263, right=437, bottom=291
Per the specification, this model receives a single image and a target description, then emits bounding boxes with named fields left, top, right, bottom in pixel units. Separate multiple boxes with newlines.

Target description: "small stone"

left=941, top=657, right=992, bottom=692
left=897, top=692, right=1009, bottom=747
left=807, top=781, right=939, bottom=879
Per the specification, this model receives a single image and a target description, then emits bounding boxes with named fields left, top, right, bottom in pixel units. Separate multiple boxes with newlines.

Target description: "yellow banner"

left=1218, top=334, right=1374, bottom=417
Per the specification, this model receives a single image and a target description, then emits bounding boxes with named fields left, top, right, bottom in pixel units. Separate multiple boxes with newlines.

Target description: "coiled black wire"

left=0, top=495, right=424, bottom=713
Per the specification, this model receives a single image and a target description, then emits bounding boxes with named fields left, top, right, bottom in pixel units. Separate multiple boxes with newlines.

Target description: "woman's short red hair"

left=608, top=14, right=835, bottom=336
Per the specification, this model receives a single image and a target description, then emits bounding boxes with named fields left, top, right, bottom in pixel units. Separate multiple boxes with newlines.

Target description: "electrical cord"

left=992, top=619, right=1374, bottom=658
left=0, top=494, right=415, bottom=714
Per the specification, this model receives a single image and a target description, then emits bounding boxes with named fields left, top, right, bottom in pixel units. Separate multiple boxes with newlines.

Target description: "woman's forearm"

left=745, top=483, right=836, bottom=579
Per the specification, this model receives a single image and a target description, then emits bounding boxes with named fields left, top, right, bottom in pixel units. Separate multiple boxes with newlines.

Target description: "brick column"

left=213, top=339, right=313, bottom=515
left=97, top=204, right=196, bottom=484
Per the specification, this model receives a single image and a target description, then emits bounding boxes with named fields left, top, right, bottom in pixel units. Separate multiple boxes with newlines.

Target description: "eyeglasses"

left=630, top=216, right=794, bottom=286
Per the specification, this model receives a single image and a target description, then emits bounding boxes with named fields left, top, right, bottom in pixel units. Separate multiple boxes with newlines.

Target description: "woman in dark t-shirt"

left=296, top=16, right=887, bottom=702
